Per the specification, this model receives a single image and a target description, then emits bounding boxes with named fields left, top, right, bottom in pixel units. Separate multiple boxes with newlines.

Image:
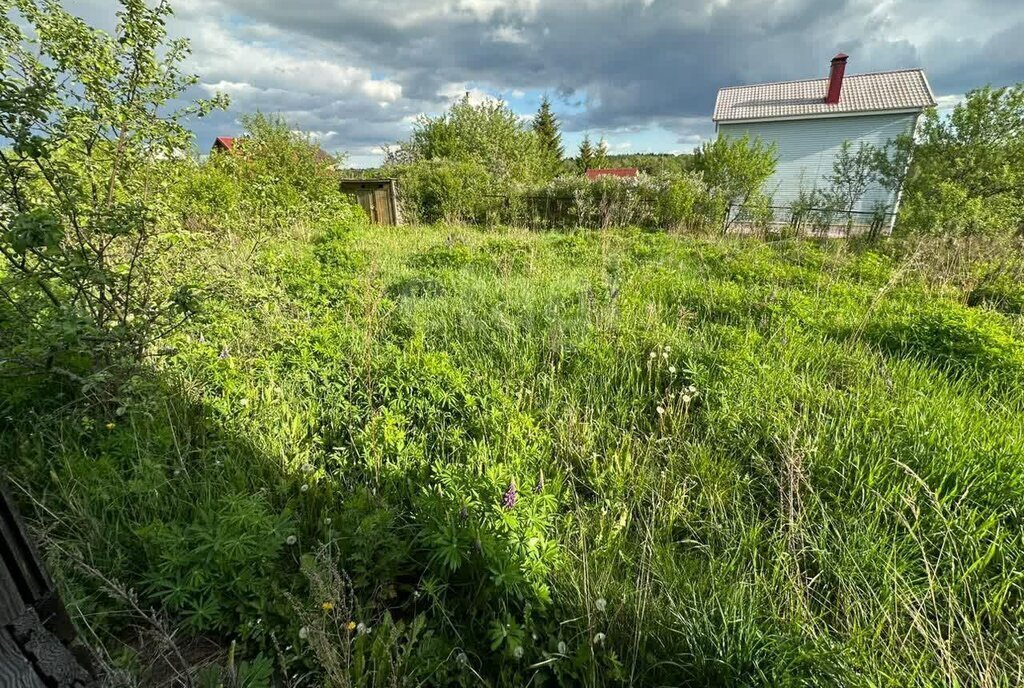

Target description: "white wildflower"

left=663, top=345, right=671, bottom=352
left=595, top=597, right=607, bottom=612
left=300, top=484, right=309, bottom=492
left=682, top=395, right=692, bottom=404
left=669, top=366, right=677, bottom=374
left=298, top=626, right=308, bottom=640
left=356, top=622, right=370, bottom=635
left=662, top=351, right=669, bottom=359
left=687, top=384, right=697, bottom=394
left=656, top=406, right=665, bottom=415
left=592, top=632, right=606, bottom=646
left=558, top=641, right=567, bottom=655
left=456, top=652, right=468, bottom=665
left=649, top=351, right=656, bottom=359
left=513, top=646, right=524, bottom=659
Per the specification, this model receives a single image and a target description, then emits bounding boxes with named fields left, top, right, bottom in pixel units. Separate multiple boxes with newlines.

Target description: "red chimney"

left=825, top=53, right=848, bottom=104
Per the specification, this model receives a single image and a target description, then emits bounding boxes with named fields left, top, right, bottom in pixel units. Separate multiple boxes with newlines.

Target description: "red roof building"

left=212, top=136, right=236, bottom=152
left=586, top=167, right=639, bottom=181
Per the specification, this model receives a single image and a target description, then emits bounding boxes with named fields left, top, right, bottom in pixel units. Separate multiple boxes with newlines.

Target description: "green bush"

left=390, top=159, right=491, bottom=224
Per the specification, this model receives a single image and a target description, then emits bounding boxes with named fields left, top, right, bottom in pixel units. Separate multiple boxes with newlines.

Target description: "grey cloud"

left=66, top=0, right=1024, bottom=158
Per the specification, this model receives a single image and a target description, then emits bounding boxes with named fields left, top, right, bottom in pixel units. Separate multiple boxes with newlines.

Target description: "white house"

left=713, top=54, right=936, bottom=229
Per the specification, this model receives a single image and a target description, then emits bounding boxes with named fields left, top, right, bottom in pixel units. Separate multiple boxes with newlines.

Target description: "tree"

left=577, top=135, right=595, bottom=173
left=594, top=137, right=610, bottom=170
left=532, top=95, right=563, bottom=179
left=399, top=94, right=543, bottom=187
left=889, top=84, right=1024, bottom=236
left=823, top=141, right=877, bottom=231
left=692, top=134, right=778, bottom=224
left=0, top=0, right=225, bottom=392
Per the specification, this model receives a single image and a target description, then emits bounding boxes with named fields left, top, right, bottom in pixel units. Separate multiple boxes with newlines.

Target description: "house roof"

left=713, top=69, right=935, bottom=123
left=586, top=168, right=639, bottom=180
left=210, top=136, right=336, bottom=165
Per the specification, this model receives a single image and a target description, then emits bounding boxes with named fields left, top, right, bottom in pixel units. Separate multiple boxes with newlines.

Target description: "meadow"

left=5, top=220, right=1023, bottom=686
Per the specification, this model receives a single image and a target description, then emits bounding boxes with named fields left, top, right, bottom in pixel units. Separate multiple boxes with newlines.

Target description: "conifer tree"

left=578, top=134, right=595, bottom=173
left=532, top=95, right=564, bottom=178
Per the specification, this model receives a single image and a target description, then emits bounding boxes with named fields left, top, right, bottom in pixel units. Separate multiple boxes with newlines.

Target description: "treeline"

left=382, top=88, right=1024, bottom=238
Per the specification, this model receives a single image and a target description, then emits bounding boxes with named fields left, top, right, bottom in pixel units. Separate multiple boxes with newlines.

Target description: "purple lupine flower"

left=502, top=481, right=518, bottom=509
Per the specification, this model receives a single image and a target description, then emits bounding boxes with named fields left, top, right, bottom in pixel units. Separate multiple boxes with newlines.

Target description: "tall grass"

left=3, top=224, right=1023, bottom=686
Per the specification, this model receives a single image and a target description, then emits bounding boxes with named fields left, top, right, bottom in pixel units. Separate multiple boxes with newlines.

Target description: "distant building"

left=713, top=54, right=936, bottom=229
left=586, top=167, right=639, bottom=181
left=209, top=136, right=337, bottom=166
left=211, top=136, right=236, bottom=153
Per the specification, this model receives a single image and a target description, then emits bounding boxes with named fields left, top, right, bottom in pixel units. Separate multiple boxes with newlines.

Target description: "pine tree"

left=578, top=134, right=595, bottom=173
left=532, top=95, right=563, bottom=178
left=595, top=136, right=610, bottom=170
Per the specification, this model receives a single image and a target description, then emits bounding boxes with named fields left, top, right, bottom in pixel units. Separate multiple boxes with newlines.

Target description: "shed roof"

left=713, top=69, right=935, bottom=123
left=586, top=168, right=639, bottom=180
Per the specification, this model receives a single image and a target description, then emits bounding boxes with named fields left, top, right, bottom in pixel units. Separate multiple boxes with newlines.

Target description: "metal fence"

left=727, top=204, right=895, bottom=239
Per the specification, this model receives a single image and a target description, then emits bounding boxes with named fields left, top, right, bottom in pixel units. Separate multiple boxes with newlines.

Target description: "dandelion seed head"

left=300, top=484, right=309, bottom=492
left=595, top=597, right=607, bottom=612
left=592, top=632, right=606, bottom=646
left=457, top=652, right=468, bottom=665
left=513, top=646, right=524, bottom=659
left=682, top=395, right=692, bottom=404
left=558, top=641, right=567, bottom=655
left=656, top=406, right=665, bottom=415
left=285, top=535, right=297, bottom=546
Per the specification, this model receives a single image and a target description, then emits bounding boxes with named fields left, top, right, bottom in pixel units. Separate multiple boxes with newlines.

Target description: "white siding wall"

left=718, top=113, right=917, bottom=214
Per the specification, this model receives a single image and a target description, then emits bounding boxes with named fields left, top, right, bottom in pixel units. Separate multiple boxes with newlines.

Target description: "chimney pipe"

left=825, top=53, right=848, bottom=104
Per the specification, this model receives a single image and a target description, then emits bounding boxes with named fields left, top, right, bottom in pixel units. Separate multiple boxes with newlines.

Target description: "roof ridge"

left=717, top=67, right=925, bottom=92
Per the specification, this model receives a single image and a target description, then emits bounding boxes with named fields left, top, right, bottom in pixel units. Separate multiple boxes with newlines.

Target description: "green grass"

left=5, top=223, right=1024, bottom=686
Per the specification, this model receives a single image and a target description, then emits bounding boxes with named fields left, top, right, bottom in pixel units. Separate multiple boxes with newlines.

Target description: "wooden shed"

left=339, top=179, right=399, bottom=225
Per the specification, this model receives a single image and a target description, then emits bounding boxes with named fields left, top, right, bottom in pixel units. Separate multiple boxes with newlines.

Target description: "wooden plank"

left=0, top=628, right=47, bottom=688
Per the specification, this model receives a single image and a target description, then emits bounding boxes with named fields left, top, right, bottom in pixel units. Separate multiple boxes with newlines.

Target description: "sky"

left=70, top=0, right=1024, bottom=167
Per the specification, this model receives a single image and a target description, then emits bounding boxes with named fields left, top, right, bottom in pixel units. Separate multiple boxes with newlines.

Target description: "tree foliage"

left=532, top=95, right=563, bottom=179
left=692, top=134, right=777, bottom=222
left=895, top=84, right=1024, bottom=236
left=177, top=113, right=348, bottom=236
left=0, top=0, right=224, bottom=392
left=397, top=94, right=543, bottom=187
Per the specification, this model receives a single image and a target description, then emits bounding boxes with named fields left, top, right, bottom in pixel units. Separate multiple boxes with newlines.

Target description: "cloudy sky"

left=72, top=0, right=1024, bottom=167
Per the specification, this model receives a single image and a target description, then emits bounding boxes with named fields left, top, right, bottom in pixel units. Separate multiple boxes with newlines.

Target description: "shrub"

left=391, top=159, right=492, bottom=224
left=0, top=0, right=223, bottom=394
left=893, top=84, right=1024, bottom=236
left=391, top=95, right=545, bottom=188
left=173, top=113, right=354, bottom=237
left=659, top=172, right=719, bottom=231
left=692, top=134, right=778, bottom=226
